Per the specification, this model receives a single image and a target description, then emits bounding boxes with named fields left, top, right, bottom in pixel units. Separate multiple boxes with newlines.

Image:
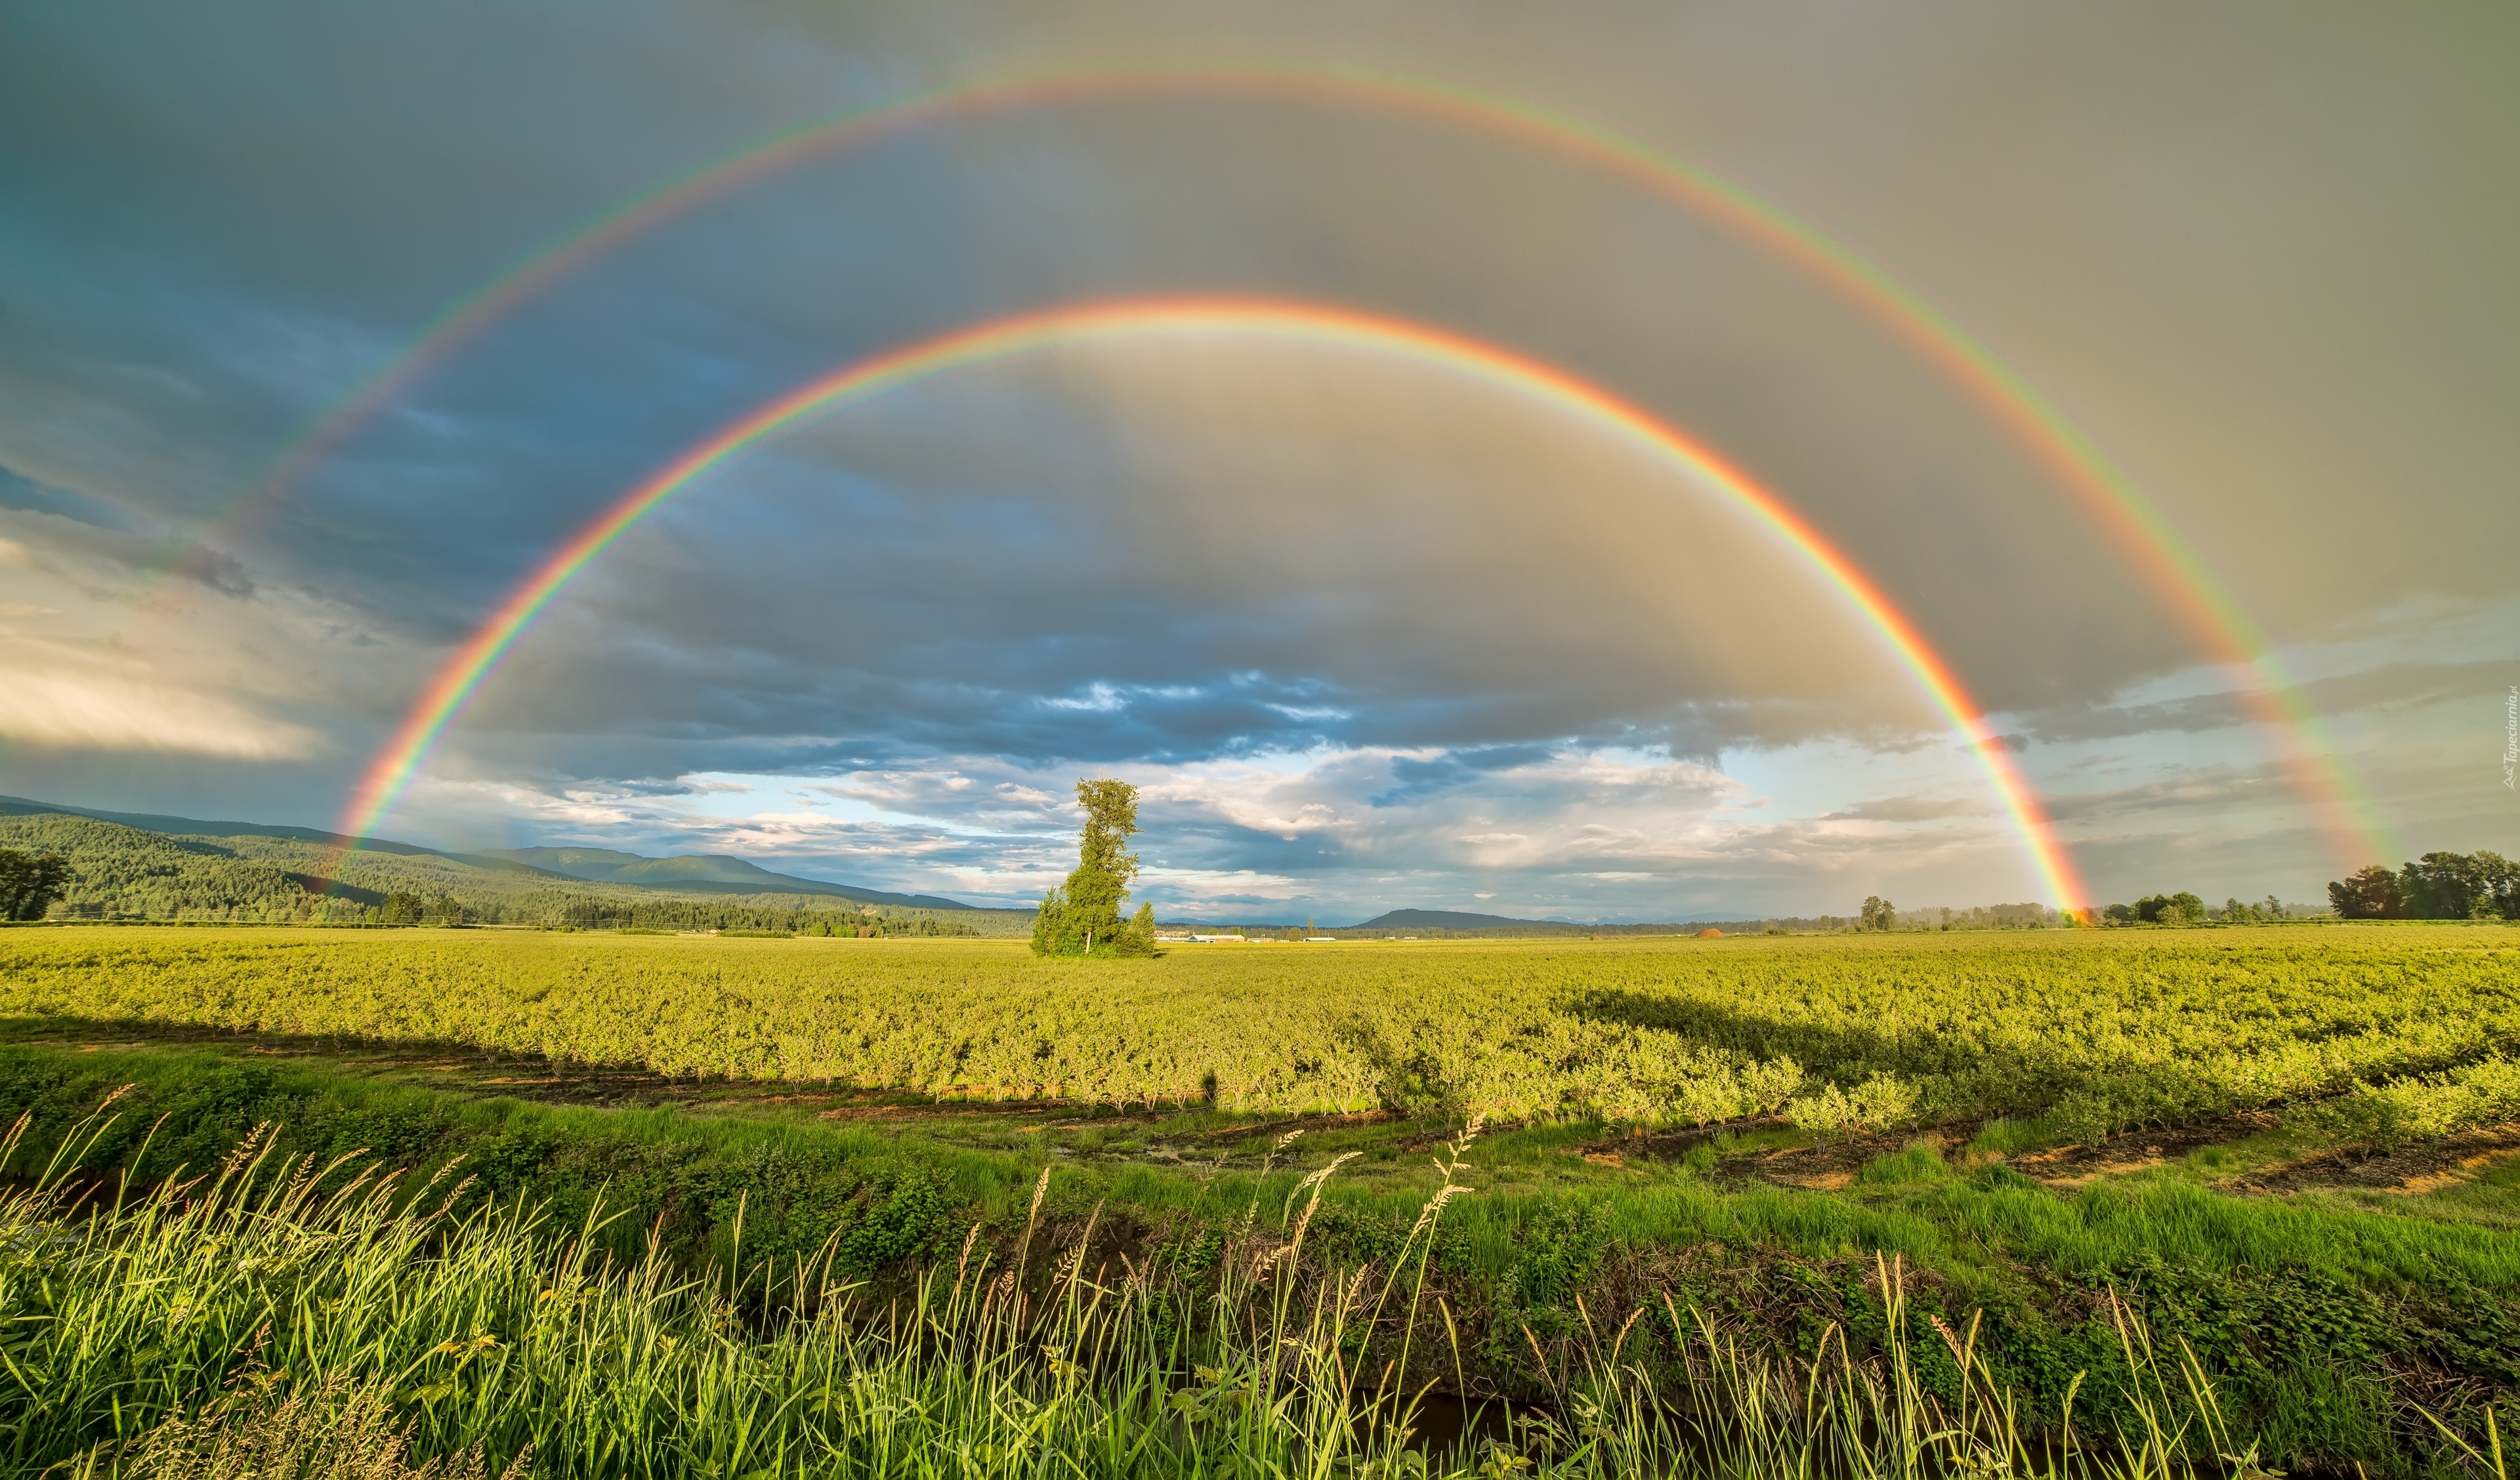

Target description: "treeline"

left=2328, top=850, right=2517, bottom=920
left=1198, top=920, right=1794, bottom=941
left=1860, top=900, right=2071, bottom=932
left=374, top=888, right=995, bottom=937
left=1170, top=908, right=2084, bottom=940
left=1196, top=912, right=2077, bottom=940
left=2093, top=892, right=2302, bottom=927
left=1890, top=850, right=2518, bottom=932
left=1843, top=895, right=2310, bottom=933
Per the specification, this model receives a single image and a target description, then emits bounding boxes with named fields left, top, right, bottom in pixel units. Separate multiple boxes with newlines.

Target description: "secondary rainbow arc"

left=337, top=297, right=2091, bottom=911
left=151, top=60, right=2388, bottom=868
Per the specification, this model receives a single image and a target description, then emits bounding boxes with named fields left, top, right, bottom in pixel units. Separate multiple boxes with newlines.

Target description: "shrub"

left=1787, top=1073, right=1918, bottom=1135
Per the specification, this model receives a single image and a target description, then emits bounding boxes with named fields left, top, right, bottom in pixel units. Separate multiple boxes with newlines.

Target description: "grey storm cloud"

left=1, top=1, right=2513, bottom=914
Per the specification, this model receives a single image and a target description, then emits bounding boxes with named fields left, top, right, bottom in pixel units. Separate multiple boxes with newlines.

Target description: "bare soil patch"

left=1600, top=1109, right=2312, bottom=1194
left=2235, top=1125, right=2520, bottom=1195
left=2007, top=1112, right=2279, bottom=1185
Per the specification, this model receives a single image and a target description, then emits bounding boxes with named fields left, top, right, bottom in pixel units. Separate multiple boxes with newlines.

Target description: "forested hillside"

left=0, top=813, right=1025, bottom=935
left=0, top=814, right=324, bottom=922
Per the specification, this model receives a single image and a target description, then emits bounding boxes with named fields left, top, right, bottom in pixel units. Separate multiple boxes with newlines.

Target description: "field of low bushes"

left=3, top=927, right=2515, bottom=1139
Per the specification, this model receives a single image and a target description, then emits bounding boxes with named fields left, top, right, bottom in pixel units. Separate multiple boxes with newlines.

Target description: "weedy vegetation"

left=9, top=1106, right=2329, bottom=1480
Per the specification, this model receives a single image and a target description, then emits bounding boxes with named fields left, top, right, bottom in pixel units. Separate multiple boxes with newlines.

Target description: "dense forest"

left=0, top=813, right=1024, bottom=936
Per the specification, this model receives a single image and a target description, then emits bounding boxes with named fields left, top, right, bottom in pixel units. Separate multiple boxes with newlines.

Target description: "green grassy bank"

left=6, top=1023, right=2517, bottom=1473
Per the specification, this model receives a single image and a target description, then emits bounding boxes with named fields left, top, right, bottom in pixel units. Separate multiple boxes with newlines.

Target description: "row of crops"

left=3, top=926, right=2514, bottom=1135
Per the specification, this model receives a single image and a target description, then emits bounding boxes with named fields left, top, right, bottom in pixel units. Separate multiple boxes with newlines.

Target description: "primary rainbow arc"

left=339, top=297, right=2091, bottom=910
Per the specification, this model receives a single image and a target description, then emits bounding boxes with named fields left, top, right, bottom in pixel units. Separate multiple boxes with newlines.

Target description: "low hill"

left=478, top=847, right=976, bottom=911
left=1347, top=908, right=1568, bottom=931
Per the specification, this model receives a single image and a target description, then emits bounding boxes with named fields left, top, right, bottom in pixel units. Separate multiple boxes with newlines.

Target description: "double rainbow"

left=337, top=298, right=2091, bottom=910
left=146, top=62, right=2384, bottom=866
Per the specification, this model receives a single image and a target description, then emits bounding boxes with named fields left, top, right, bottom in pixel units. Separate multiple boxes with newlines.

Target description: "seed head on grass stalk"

left=952, top=1221, right=983, bottom=1295
left=1282, top=1151, right=1364, bottom=1240
left=1372, top=1112, right=1482, bottom=1319
left=1015, top=1164, right=1052, bottom=1284
left=1240, top=1128, right=1306, bottom=1235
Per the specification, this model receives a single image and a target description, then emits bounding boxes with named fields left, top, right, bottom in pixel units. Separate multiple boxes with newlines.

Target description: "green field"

left=5, top=925, right=2519, bottom=1475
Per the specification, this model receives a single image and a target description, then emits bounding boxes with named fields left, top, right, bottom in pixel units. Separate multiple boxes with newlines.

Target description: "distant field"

left=5, top=925, right=2515, bottom=1137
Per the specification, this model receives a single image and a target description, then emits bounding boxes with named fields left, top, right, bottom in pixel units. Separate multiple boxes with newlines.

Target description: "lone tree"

left=1859, top=895, right=1896, bottom=932
left=1032, top=778, right=1156, bottom=957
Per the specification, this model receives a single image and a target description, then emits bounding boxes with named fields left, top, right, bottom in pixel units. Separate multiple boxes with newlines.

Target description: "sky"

left=1, top=2, right=2514, bottom=921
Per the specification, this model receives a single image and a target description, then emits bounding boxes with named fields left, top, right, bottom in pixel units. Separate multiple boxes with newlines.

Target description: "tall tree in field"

left=1859, top=896, right=1896, bottom=932
left=1032, top=778, right=1156, bottom=957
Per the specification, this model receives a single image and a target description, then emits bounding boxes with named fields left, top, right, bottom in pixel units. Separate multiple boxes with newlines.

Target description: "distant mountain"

left=1347, top=908, right=1566, bottom=930
left=477, top=847, right=978, bottom=911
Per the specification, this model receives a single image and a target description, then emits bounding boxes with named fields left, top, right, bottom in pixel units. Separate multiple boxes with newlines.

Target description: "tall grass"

left=0, top=1105, right=2393, bottom=1479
